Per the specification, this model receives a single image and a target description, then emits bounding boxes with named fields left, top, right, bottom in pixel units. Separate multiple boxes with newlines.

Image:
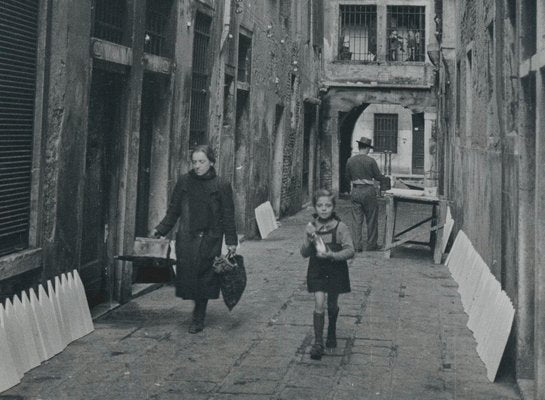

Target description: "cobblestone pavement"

left=2, top=200, right=520, bottom=400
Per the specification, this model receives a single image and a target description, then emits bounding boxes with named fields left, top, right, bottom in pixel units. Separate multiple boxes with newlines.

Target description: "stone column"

left=115, top=0, right=147, bottom=303
left=535, top=68, right=545, bottom=400
left=376, top=5, right=387, bottom=62
left=42, top=0, right=93, bottom=278
left=516, top=76, right=535, bottom=380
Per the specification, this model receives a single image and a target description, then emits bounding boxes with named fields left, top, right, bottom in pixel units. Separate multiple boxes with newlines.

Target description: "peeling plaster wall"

left=41, top=0, right=92, bottom=278
left=446, top=0, right=518, bottom=294
left=438, top=0, right=520, bottom=378
left=205, top=0, right=322, bottom=233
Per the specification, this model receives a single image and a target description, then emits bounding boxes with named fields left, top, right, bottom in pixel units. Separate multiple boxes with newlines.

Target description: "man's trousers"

left=350, top=185, right=378, bottom=251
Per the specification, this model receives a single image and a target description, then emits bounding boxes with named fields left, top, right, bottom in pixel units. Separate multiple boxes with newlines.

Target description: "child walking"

left=301, top=189, right=355, bottom=360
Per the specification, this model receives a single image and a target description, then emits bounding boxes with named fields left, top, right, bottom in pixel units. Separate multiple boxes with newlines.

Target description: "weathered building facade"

left=0, top=0, right=322, bottom=308
left=436, top=0, right=545, bottom=397
left=319, top=0, right=439, bottom=194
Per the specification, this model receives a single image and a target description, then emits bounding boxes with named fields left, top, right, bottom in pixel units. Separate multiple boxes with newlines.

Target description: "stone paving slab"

left=1, top=200, right=521, bottom=400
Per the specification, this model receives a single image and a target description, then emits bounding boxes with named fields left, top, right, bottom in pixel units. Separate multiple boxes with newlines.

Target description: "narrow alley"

left=1, top=0, right=544, bottom=398
left=2, top=200, right=520, bottom=400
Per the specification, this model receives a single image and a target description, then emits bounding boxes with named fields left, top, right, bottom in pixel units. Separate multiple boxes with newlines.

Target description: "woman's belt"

left=352, top=179, right=375, bottom=186
left=189, top=230, right=208, bottom=237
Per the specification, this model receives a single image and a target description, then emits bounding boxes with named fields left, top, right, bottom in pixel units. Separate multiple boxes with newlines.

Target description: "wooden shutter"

left=0, top=0, right=39, bottom=256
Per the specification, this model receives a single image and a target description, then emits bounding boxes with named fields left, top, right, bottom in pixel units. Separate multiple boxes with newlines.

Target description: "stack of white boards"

left=445, top=231, right=514, bottom=381
left=255, top=201, right=278, bottom=239
left=0, top=270, right=94, bottom=392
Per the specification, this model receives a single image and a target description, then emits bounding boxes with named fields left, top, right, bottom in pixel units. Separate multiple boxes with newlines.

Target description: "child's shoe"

left=310, top=343, right=324, bottom=360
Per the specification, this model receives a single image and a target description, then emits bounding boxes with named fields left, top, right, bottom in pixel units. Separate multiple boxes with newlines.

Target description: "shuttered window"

left=0, top=0, right=39, bottom=256
left=189, top=12, right=212, bottom=148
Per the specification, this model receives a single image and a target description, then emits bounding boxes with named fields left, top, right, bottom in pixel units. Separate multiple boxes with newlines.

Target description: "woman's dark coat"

left=155, top=170, right=237, bottom=299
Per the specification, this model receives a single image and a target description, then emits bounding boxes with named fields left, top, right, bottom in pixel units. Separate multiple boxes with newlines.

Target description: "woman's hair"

left=190, top=144, right=216, bottom=164
left=312, top=188, right=336, bottom=208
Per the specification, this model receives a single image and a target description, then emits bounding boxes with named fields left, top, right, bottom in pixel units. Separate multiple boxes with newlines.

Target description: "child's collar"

left=312, top=212, right=340, bottom=224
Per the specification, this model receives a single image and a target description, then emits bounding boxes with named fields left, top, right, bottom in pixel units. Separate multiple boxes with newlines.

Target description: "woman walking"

left=152, top=145, right=237, bottom=333
left=301, top=189, right=355, bottom=360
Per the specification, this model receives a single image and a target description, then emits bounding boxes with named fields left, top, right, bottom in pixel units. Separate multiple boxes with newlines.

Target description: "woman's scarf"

left=188, top=167, right=217, bottom=231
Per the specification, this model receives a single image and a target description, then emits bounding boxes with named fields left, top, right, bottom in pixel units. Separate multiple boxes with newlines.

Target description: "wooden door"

left=80, top=68, right=125, bottom=306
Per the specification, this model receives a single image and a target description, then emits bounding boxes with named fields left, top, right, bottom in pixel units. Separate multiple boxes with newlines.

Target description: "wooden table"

left=382, top=191, right=448, bottom=264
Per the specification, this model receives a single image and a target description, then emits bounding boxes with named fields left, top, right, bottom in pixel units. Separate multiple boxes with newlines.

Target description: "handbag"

left=116, top=237, right=176, bottom=283
left=213, top=253, right=247, bottom=311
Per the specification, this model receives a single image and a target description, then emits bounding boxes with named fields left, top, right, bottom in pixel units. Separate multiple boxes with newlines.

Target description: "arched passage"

left=339, top=104, right=368, bottom=194
left=321, top=87, right=436, bottom=193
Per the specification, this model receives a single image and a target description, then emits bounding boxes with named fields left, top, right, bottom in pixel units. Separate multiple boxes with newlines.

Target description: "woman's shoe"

left=188, top=299, right=208, bottom=334
left=188, top=320, right=204, bottom=334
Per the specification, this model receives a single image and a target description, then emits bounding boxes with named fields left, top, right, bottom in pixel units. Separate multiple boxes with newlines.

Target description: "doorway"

left=80, top=68, right=125, bottom=307
left=132, top=72, right=172, bottom=283
left=339, top=105, right=368, bottom=194
left=412, top=113, right=425, bottom=174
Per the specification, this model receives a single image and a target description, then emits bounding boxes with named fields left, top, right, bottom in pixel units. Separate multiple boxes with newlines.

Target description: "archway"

left=339, top=104, right=368, bottom=194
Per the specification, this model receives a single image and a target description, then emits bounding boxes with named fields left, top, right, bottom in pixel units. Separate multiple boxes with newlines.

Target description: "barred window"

left=189, top=12, right=212, bottom=148
left=145, top=0, right=172, bottom=57
left=374, top=114, right=398, bottom=153
left=338, top=5, right=377, bottom=62
left=386, top=6, right=425, bottom=62
left=92, top=0, right=127, bottom=45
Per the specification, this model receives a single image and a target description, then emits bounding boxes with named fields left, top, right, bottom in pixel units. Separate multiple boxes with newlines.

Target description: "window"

left=145, top=0, right=172, bottom=57
left=338, top=5, right=377, bottom=62
left=374, top=114, right=398, bottom=153
left=237, top=34, right=252, bottom=84
left=189, top=12, right=212, bottom=148
left=92, top=0, right=127, bottom=44
left=386, top=6, right=425, bottom=62
left=0, top=0, right=39, bottom=256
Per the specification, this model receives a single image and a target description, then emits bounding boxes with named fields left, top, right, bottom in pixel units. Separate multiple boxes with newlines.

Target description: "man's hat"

left=356, top=137, right=374, bottom=148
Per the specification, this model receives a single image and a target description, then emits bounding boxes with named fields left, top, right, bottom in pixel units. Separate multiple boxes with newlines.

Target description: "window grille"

left=374, top=114, right=398, bottom=153
left=338, top=5, right=377, bottom=62
left=145, top=0, right=171, bottom=57
left=386, top=6, right=425, bottom=62
left=237, top=34, right=251, bottom=83
left=0, top=0, right=39, bottom=256
left=189, top=12, right=212, bottom=148
left=92, top=0, right=126, bottom=45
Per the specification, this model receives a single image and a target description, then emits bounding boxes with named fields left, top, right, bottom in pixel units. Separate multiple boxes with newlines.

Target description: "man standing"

left=345, top=137, right=386, bottom=252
